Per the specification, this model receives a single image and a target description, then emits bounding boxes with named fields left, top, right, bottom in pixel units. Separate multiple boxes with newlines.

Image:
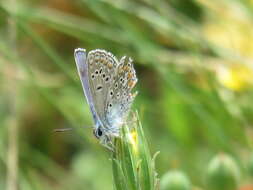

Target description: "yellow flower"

left=216, top=64, right=253, bottom=91
left=128, top=130, right=138, bottom=153
left=200, top=1, right=253, bottom=91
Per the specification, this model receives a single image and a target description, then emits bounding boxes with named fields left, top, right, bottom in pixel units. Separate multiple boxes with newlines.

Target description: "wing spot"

left=108, top=62, right=113, bottom=68
left=95, top=70, right=99, bottom=75
left=91, top=74, right=95, bottom=79
left=96, top=86, right=103, bottom=91
left=89, top=55, right=94, bottom=64
left=99, top=68, right=103, bottom=74
left=105, top=76, right=110, bottom=82
left=95, top=54, right=100, bottom=61
left=100, top=54, right=105, bottom=61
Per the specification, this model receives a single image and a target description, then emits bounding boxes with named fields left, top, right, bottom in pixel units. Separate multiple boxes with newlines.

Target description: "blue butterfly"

left=74, top=48, right=137, bottom=149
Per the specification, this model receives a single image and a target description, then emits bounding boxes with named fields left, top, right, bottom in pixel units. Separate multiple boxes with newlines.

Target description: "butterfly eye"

left=97, top=128, right=103, bottom=137
left=93, top=128, right=103, bottom=139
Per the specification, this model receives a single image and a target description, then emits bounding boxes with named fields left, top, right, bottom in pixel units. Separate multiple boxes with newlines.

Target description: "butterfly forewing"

left=86, top=49, right=119, bottom=131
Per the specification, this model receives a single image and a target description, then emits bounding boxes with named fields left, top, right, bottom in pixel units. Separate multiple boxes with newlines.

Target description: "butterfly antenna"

left=53, top=128, right=73, bottom=132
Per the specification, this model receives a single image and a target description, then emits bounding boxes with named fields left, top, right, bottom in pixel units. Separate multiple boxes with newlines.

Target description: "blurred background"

left=1, top=0, right=253, bottom=189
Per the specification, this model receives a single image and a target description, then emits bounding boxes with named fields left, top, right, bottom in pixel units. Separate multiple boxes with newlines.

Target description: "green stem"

left=112, top=112, right=158, bottom=190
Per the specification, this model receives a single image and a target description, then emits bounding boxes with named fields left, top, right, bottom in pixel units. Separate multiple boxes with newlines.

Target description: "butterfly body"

left=74, top=48, right=137, bottom=148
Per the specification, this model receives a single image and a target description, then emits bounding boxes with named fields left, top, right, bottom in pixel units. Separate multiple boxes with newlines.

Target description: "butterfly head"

left=93, top=127, right=104, bottom=139
left=93, top=127, right=114, bottom=150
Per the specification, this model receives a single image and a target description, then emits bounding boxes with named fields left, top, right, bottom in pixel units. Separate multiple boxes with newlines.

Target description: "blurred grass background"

left=1, top=0, right=253, bottom=189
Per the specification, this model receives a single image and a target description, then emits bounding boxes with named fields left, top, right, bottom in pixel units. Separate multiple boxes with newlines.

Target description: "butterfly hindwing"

left=105, top=56, right=138, bottom=134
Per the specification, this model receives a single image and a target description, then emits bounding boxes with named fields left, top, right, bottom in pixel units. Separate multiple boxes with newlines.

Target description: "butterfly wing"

left=74, top=48, right=100, bottom=127
left=86, top=49, right=119, bottom=130
left=105, top=56, right=138, bottom=135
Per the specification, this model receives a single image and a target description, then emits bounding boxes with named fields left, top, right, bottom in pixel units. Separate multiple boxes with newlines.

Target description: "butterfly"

left=74, top=48, right=138, bottom=149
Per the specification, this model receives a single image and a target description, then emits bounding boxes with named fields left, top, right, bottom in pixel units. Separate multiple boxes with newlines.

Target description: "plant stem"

left=112, top=112, right=158, bottom=190
left=6, top=0, right=18, bottom=190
